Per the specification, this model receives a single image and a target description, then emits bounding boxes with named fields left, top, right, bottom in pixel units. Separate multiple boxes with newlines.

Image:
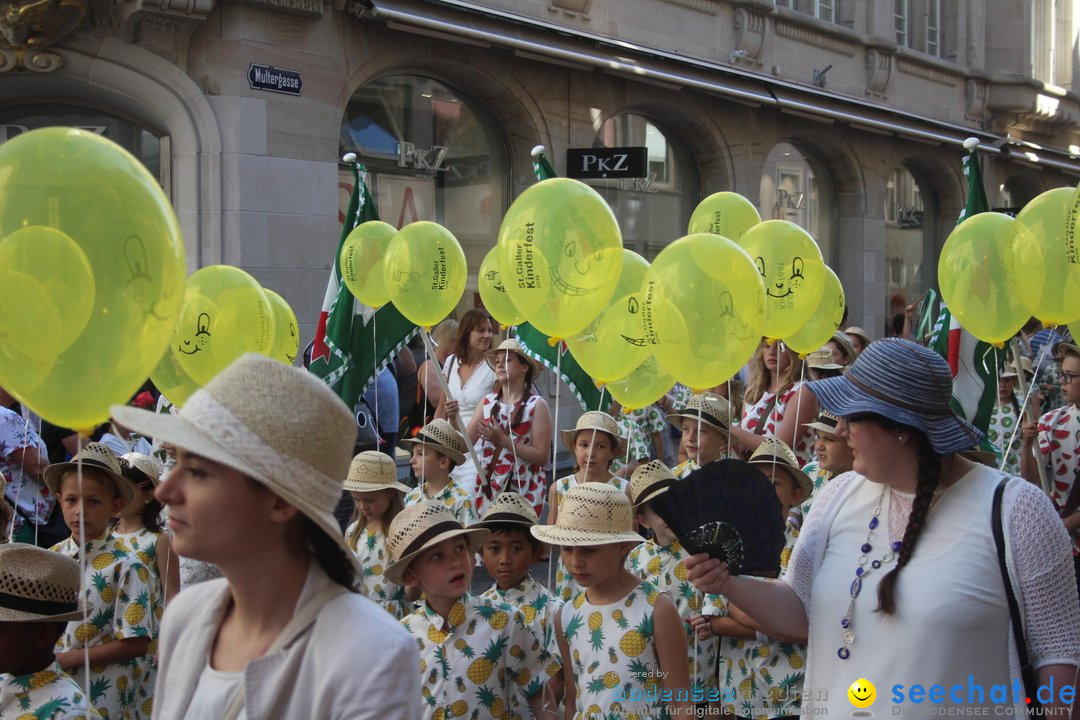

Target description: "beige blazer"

left=152, top=563, right=421, bottom=720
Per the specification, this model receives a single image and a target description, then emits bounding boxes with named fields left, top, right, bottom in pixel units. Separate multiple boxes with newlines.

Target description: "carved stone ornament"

left=550, top=0, right=591, bottom=14
left=964, top=79, right=988, bottom=121
left=865, top=47, right=892, bottom=98
left=0, top=0, right=86, bottom=71
left=732, top=6, right=765, bottom=63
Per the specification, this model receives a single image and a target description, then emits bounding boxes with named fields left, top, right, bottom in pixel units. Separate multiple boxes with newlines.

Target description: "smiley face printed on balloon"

left=620, top=294, right=649, bottom=347
left=285, top=321, right=298, bottom=364
left=755, top=256, right=805, bottom=308
left=125, top=234, right=179, bottom=321
left=551, top=237, right=604, bottom=297
left=847, top=678, right=877, bottom=709
left=484, top=269, right=507, bottom=293
left=177, top=312, right=211, bottom=355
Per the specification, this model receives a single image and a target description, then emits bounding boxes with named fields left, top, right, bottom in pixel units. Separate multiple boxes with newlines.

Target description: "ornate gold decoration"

left=0, top=0, right=87, bottom=71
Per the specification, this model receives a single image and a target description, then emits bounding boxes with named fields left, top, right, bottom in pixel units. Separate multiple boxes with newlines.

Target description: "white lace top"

left=785, top=465, right=1079, bottom=715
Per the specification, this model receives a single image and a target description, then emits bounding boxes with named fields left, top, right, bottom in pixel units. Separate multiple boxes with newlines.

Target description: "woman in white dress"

left=685, top=339, right=1079, bottom=718
left=439, top=309, right=497, bottom=488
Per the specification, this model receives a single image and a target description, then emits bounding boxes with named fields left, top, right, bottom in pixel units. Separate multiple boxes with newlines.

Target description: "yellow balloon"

left=738, top=220, right=825, bottom=340
left=0, top=269, right=63, bottom=389
left=0, top=127, right=186, bottom=430
left=265, top=290, right=300, bottom=365
left=940, top=213, right=1032, bottom=345
left=478, top=246, right=525, bottom=328
left=497, top=178, right=623, bottom=339
left=783, top=266, right=846, bottom=355
left=688, top=191, right=761, bottom=242
left=648, top=234, right=766, bottom=389
left=150, top=346, right=201, bottom=407
left=174, top=266, right=275, bottom=386
left=383, top=222, right=467, bottom=327
left=1010, top=187, right=1080, bottom=325
left=340, top=220, right=396, bottom=308
left=605, top=354, right=675, bottom=412
left=1069, top=319, right=1080, bottom=345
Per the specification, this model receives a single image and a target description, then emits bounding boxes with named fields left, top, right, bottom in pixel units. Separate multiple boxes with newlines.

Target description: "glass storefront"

left=884, top=165, right=932, bottom=332
left=759, top=142, right=835, bottom=265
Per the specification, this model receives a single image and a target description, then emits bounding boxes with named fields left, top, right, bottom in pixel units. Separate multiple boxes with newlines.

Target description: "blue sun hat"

left=807, top=337, right=982, bottom=455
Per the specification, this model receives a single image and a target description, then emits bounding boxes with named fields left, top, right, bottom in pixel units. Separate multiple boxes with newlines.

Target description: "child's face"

left=760, top=465, right=804, bottom=515
left=573, top=431, right=615, bottom=474
left=817, top=432, right=854, bottom=475
left=680, top=419, right=728, bottom=465
left=404, top=536, right=474, bottom=602
left=635, top=505, right=677, bottom=547
left=351, top=489, right=393, bottom=523
left=59, top=472, right=124, bottom=540
left=410, top=445, right=450, bottom=480
left=559, top=543, right=632, bottom=588
left=480, top=528, right=539, bottom=590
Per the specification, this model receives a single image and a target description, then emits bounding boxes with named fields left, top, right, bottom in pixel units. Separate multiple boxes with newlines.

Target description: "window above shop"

left=895, top=0, right=944, bottom=58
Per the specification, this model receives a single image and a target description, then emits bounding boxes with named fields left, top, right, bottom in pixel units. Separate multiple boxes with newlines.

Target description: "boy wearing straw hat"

left=388, top=501, right=560, bottom=720
left=792, top=409, right=850, bottom=524
left=403, top=419, right=477, bottom=527
left=666, top=394, right=733, bottom=478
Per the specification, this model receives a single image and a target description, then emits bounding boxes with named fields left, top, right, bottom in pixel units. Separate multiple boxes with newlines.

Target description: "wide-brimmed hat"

left=120, top=452, right=164, bottom=490
left=748, top=438, right=814, bottom=498
left=665, top=393, right=732, bottom=436
left=43, top=443, right=134, bottom=511
left=531, top=482, right=642, bottom=546
left=111, top=353, right=361, bottom=574
left=805, top=348, right=843, bottom=371
left=344, top=451, right=410, bottom=494
left=560, top=411, right=625, bottom=455
left=484, top=338, right=542, bottom=377
left=0, top=543, right=85, bottom=622
left=844, top=327, right=872, bottom=347
left=385, top=501, right=489, bottom=584
left=830, top=331, right=857, bottom=360
left=402, top=419, right=467, bottom=466
left=1000, top=356, right=1034, bottom=380
left=804, top=409, right=841, bottom=435
left=807, top=338, right=982, bottom=455
left=472, top=491, right=538, bottom=528
left=1054, top=341, right=1080, bottom=359
left=628, top=460, right=678, bottom=508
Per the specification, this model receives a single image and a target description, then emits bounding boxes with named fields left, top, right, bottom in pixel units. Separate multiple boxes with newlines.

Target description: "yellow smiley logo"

left=847, top=678, right=877, bottom=709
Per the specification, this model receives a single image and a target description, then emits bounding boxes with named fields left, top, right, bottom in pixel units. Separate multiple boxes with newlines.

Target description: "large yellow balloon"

left=174, top=266, right=275, bottom=386
left=340, top=220, right=396, bottom=308
left=688, top=191, right=761, bottom=242
left=478, top=246, right=525, bottom=328
left=648, top=234, right=766, bottom=389
left=1069, top=319, right=1080, bottom=346
left=150, top=346, right=201, bottom=407
left=265, top=290, right=300, bottom=365
left=0, top=127, right=186, bottom=430
left=383, top=222, right=467, bottom=327
left=1009, top=187, right=1080, bottom=325
left=783, top=266, right=846, bottom=355
left=738, top=220, right=825, bottom=340
left=940, top=213, right=1032, bottom=345
left=606, top=354, right=675, bottom=412
left=497, top=178, right=623, bottom=339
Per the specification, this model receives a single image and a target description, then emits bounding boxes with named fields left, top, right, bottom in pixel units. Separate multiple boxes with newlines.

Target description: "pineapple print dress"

left=0, top=661, right=103, bottom=720
left=404, top=481, right=478, bottom=527
left=399, top=592, right=560, bottom=720
left=50, top=534, right=155, bottom=720
left=552, top=475, right=630, bottom=603
left=626, top=540, right=717, bottom=695
left=481, top=575, right=561, bottom=654
left=558, top=580, right=668, bottom=720
left=987, top=401, right=1024, bottom=476
left=345, top=522, right=409, bottom=619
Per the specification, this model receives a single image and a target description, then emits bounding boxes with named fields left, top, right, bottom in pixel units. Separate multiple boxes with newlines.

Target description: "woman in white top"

left=686, top=339, right=1079, bottom=718
left=440, top=309, right=497, bottom=487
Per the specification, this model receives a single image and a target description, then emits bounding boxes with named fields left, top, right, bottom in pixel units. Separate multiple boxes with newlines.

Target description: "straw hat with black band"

left=484, top=338, right=542, bottom=377
left=748, top=438, right=814, bottom=499
left=665, top=394, right=732, bottom=437
left=0, top=543, right=85, bottom=622
left=472, top=491, right=538, bottom=528
left=401, top=419, right=468, bottom=467
left=560, top=411, right=625, bottom=456
left=385, top=501, right=488, bottom=584
left=804, top=409, right=841, bottom=436
left=43, top=443, right=134, bottom=511
left=628, top=460, right=678, bottom=508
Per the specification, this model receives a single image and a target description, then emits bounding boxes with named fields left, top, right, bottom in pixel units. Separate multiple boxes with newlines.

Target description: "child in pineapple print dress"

left=533, top=482, right=694, bottom=720
left=403, top=419, right=477, bottom=527
left=388, top=501, right=560, bottom=720
left=625, top=461, right=718, bottom=700
left=44, top=444, right=154, bottom=720
left=0, top=543, right=102, bottom=720
left=343, top=451, right=411, bottom=618
left=550, top=412, right=627, bottom=603
left=987, top=357, right=1035, bottom=477
left=667, top=394, right=734, bottom=478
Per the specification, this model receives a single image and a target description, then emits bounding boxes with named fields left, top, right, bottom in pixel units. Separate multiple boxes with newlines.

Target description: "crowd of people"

left=0, top=309, right=1078, bottom=720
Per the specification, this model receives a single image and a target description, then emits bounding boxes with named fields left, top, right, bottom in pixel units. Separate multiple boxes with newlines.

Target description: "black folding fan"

left=648, top=459, right=786, bottom=577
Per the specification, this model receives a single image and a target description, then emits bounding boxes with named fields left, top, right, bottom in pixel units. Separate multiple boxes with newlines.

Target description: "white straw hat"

left=665, top=393, right=732, bottom=437
left=748, top=438, right=814, bottom=498
left=560, top=411, right=625, bottom=455
left=385, top=501, right=489, bottom=584
left=472, top=491, right=538, bottom=528
left=120, top=452, right=164, bottom=489
left=0, top=543, right=85, bottom=622
left=43, top=443, right=134, bottom=511
left=111, top=353, right=361, bottom=573
left=401, top=418, right=468, bottom=466
left=628, top=460, right=678, bottom=508
left=530, top=482, right=641, bottom=546
left=844, top=326, right=872, bottom=346
left=344, top=451, right=411, bottom=494
left=1000, top=356, right=1034, bottom=379
left=805, top=348, right=843, bottom=371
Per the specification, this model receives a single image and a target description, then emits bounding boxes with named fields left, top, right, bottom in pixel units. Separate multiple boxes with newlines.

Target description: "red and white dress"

left=742, top=382, right=814, bottom=466
left=472, top=391, right=546, bottom=517
left=1035, top=403, right=1080, bottom=556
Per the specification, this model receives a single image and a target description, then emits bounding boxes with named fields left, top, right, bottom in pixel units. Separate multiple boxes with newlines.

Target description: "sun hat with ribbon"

left=110, top=353, right=361, bottom=573
left=628, top=460, right=678, bottom=508
left=805, top=348, right=843, bottom=371
left=484, top=338, right=542, bottom=377
left=402, top=418, right=467, bottom=466
left=1000, top=356, right=1034, bottom=380
left=804, top=409, right=841, bottom=435
left=0, top=543, right=85, bottom=622
left=748, top=438, right=814, bottom=499
left=385, top=501, right=489, bottom=584
left=120, top=452, right=164, bottom=490
left=807, top=337, right=982, bottom=455
left=472, top=491, right=538, bottom=528
left=43, top=443, right=134, bottom=510
left=665, top=393, right=732, bottom=437
left=560, top=411, right=625, bottom=455
left=344, top=451, right=411, bottom=494
left=531, top=482, right=642, bottom=546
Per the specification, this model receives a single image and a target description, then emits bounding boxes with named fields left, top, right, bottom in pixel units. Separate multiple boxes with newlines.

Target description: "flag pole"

left=418, top=327, right=487, bottom=480
left=1009, top=338, right=1050, bottom=495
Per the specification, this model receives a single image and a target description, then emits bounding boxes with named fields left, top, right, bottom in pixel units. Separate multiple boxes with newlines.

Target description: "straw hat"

left=1000, top=356, right=1034, bottom=379
left=110, top=353, right=361, bottom=573
left=344, top=451, right=411, bottom=494
left=531, top=482, right=642, bottom=546
left=805, top=348, right=843, bottom=371
left=1056, top=341, right=1080, bottom=358
left=748, top=438, right=814, bottom=499
left=804, top=409, right=841, bottom=435
left=628, top=460, right=678, bottom=508
left=43, top=443, right=134, bottom=510
left=0, top=543, right=85, bottom=622
left=385, top=501, right=489, bottom=584
left=560, top=411, right=625, bottom=455
left=472, top=491, right=538, bottom=528
left=402, top=419, right=467, bottom=466
left=665, top=393, right=732, bottom=436
left=830, top=331, right=857, bottom=360
left=844, top=327, right=872, bottom=347
left=484, top=338, right=542, bottom=377
left=120, top=452, right=164, bottom=490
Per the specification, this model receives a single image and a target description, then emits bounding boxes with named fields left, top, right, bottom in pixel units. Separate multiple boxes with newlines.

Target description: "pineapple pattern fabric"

left=481, top=575, right=560, bottom=655
left=0, top=661, right=103, bottom=720
left=552, top=475, right=630, bottom=603
left=987, top=402, right=1023, bottom=476
left=404, top=482, right=478, bottom=528
left=558, top=580, right=668, bottom=720
left=610, top=405, right=666, bottom=476
left=625, top=540, right=717, bottom=695
left=50, top=534, right=155, bottom=720
left=400, top=592, right=560, bottom=720
left=110, top=530, right=165, bottom=720
left=346, top=522, right=410, bottom=619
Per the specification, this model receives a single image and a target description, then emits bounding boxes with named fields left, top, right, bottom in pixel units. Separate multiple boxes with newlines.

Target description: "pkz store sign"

left=567, top=146, right=647, bottom=179
left=248, top=63, right=303, bottom=96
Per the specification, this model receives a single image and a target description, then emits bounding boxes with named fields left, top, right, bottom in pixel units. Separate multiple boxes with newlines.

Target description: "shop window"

left=885, top=165, right=935, bottom=333
left=759, top=142, right=836, bottom=265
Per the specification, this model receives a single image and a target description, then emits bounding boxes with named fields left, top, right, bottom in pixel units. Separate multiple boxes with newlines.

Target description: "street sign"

left=566, top=146, right=647, bottom=179
left=248, top=63, right=303, bottom=96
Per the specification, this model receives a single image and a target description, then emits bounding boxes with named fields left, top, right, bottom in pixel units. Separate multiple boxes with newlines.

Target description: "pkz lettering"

left=515, top=223, right=540, bottom=290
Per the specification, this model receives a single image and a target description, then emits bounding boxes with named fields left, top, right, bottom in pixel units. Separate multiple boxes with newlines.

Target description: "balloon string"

left=373, top=313, right=379, bottom=449
left=726, top=379, right=732, bottom=460
left=76, top=434, right=90, bottom=708
left=552, top=344, right=562, bottom=488
left=9, top=413, right=31, bottom=543
left=1001, top=330, right=1055, bottom=491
